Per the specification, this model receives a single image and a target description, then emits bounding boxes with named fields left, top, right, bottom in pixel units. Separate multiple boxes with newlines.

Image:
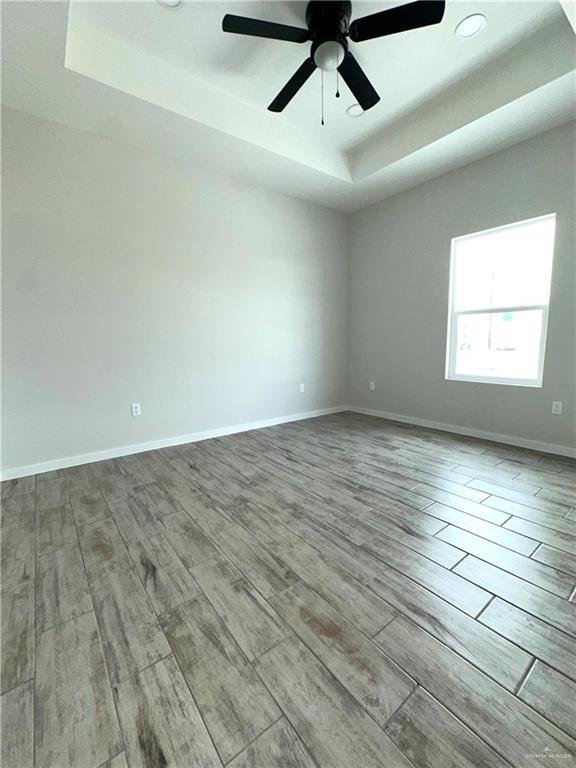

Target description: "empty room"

left=1, top=0, right=576, bottom=766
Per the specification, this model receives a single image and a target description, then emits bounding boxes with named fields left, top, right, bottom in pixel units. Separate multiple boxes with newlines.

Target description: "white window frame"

left=445, top=214, right=556, bottom=389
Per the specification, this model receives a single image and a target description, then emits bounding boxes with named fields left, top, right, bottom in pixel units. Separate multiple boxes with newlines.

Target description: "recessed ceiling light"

left=156, top=0, right=182, bottom=8
left=346, top=104, right=364, bottom=117
left=455, top=14, right=486, bottom=38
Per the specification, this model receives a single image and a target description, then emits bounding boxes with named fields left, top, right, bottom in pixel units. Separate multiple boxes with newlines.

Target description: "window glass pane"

left=454, top=310, right=544, bottom=381
left=453, top=216, right=556, bottom=311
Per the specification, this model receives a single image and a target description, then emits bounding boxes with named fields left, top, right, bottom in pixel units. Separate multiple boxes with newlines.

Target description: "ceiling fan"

left=222, top=1, right=445, bottom=113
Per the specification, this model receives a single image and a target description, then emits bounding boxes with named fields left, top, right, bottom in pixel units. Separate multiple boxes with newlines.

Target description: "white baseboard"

left=4, top=403, right=573, bottom=480
left=1, top=406, right=349, bottom=481
left=350, top=406, right=576, bottom=459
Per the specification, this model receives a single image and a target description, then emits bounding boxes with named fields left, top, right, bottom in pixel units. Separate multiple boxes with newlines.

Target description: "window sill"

left=445, top=374, right=543, bottom=388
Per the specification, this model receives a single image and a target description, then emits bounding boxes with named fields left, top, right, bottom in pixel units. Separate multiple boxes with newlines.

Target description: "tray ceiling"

left=2, top=1, right=575, bottom=210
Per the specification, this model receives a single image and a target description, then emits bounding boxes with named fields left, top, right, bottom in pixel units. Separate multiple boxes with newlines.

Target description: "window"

left=445, top=214, right=556, bottom=387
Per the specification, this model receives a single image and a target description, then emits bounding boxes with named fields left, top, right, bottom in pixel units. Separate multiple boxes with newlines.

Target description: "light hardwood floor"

left=1, top=412, right=575, bottom=768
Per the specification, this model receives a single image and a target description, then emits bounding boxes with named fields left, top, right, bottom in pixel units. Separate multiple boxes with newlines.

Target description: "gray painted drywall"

left=1, top=108, right=348, bottom=470
left=349, top=122, right=576, bottom=450
left=2, top=110, right=575, bottom=473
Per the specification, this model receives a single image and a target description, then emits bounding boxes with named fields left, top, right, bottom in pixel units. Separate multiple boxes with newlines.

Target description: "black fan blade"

left=222, top=14, right=308, bottom=43
left=268, top=58, right=316, bottom=112
left=349, top=0, right=445, bottom=43
left=337, top=52, right=380, bottom=111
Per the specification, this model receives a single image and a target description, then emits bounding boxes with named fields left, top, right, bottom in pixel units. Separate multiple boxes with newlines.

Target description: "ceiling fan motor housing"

left=307, top=1, right=351, bottom=70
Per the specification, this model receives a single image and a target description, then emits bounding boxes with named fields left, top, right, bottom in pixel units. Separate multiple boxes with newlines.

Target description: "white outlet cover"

left=299, top=383, right=305, bottom=393
left=552, top=400, right=563, bottom=415
left=369, top=381, right=376, bottom=391
left=131, top=403, right=141, bottom=416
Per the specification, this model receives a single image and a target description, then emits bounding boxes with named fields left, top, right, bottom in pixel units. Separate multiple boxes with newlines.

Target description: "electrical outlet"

left=131, top=403, right=141, bottom=417
left=552, top=401, right=563, bottom=415
left=369, top=381, right=376, bottom=391
left=299, top=383, right=305, bottom=393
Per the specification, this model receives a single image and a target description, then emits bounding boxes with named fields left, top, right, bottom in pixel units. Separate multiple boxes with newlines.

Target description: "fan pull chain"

left=321, top=70, right=325, bottom=126
left=336, top=69, right=340, bottom=98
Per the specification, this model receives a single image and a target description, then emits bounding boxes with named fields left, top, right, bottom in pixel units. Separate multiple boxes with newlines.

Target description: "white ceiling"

left=2, top=1, right=575, bottom=210
left=66, top=0, right=568, bottom=152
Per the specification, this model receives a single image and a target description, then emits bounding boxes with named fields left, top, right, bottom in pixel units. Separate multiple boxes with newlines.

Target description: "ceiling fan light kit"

left=222, top=1, right=446, bottom=115
left=313, top=40, right=345, bottom=71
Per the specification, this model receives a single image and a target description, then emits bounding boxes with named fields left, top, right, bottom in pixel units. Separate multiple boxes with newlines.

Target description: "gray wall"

left=1, top=108, right=348, bottom=471
left=349, top=122, right=576, bottom=451
left=3, top=110, right=575, bottom=473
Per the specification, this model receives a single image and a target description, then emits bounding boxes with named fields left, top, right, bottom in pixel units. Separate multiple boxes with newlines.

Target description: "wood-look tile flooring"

left=2, top=413, right=575, bottom=768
